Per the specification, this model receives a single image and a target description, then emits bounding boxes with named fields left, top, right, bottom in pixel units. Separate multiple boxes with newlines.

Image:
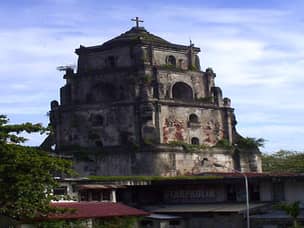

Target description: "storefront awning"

left=144, top=203, right=269, bottom=214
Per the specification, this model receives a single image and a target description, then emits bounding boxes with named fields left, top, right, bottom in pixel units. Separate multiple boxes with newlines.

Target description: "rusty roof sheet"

left=44, top=202, right=148, bottom=220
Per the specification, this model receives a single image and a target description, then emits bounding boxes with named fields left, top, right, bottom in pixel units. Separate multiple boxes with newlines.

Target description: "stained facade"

left=49, top=24, right=262, bottom=176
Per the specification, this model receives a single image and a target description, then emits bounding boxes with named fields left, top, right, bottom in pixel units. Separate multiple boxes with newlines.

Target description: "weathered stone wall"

left=61, top=72, right=138, bottom=105
left=54, top=105, right=136, bottom=148
left=73, top=151, right=133, bottom=176
left=160, top=105, right=225, bottom=146
left=78, top=45, right=143, bottom=73
left=50, top=26, right=263, bottom=175
left=153, top=49, right=188, bottom=68
left=155, top=70, right=207, bottom=99
left=239, top=149, right=262, bottom=172
left=72, top=146, right=235, bottom=176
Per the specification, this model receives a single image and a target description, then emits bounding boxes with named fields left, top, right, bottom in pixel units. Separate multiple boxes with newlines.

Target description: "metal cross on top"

left=131, top=17, right=144, bottom=28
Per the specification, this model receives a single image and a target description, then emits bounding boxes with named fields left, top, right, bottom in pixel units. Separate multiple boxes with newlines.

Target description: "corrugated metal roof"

left=78, top=184, right=126, bottom=190
left=197, top=172, right=304, bottom=178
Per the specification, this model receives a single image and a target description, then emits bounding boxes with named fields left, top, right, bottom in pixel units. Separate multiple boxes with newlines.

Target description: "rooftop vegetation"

left=88, top=175, right=223, bottom=182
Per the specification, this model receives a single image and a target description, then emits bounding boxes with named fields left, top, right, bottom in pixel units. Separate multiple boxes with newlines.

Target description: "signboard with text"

left=164, top=187, right=217, bottom=203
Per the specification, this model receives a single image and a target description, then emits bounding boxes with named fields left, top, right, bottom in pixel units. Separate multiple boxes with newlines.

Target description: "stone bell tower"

left=48, top=18, right=262, bottom=176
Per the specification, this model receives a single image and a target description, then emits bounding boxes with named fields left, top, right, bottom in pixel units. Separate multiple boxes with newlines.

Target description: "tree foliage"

left=262, top=150, right=304, bottom=173
left=36, top=217, right=139, bottom=228
left=0, top=114, right=44, bottom=144
left=235, top=137, right=265, bottom=149
left=275, top=201, right=301, bottom=228
left=94, top=216, right=139, bottom=228
left=37, top=220, right=87, bottom=228
left=0, top=115, right=74, bottom=220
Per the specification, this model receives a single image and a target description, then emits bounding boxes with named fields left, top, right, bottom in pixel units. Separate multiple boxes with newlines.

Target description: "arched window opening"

left=189, top=114, right=199, bottom=123
left=172, top=82, right=193, bottom=101
left=167, top=55, right=176, bottom=66
left=191, top=137, right=199, bottom=145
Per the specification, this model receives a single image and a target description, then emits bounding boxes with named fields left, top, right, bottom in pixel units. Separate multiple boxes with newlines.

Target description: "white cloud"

left=238, top=124, right=304, bottom=153
left=170, top=7, right=289, bottom=25
left=0, top=1, right=303, bottom=152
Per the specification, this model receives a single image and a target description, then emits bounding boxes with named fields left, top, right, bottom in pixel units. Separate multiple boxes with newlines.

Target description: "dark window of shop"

left=53, top=186, right=67, bottom=195
left=273, top=182, right=285, bottom=201
left=169, top=220, right=181, bottom=225
left=250, top=183, right=260, bottom=201
left=91, top=190, right=101, bottom=201
left=80, top=191, right=89, bottom=201
left=102, top=190, right=111, bottom=201
left=227, top=184, right=237, bottom=201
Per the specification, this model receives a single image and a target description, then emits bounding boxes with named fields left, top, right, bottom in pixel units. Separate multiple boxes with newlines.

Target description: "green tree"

left=0, top=114, right=44, bottom=143
left=0, top=115, right=74, bottom=220
left=37, top=220, right=87, bottom=228
left=235, top=137, right=265, bottom=149
left=275, top=201, right=302, bottom=228
left=262, top=150, right=304, bottom=173
left=36, top=217, right=139, bottom=228
left=94, top=217, right=139, bottom=228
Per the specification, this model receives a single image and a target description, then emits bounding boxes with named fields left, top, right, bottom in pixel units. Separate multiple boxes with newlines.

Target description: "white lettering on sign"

left=164, top=189, right=216, bottom=203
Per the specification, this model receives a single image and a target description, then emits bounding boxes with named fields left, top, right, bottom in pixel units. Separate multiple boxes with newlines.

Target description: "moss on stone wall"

left=159, top=64, right=185, bottom=72
left=168, top=141, right=208, bottom=152
left=213, top=139, right=233, bottom=149
left=196, top=96, right=213, bottom=103
left=188, top=65, right=198, bottom=71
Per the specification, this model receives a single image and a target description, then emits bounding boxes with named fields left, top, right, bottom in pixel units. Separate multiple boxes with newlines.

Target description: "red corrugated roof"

left=45, top=202, right=148, bottom=220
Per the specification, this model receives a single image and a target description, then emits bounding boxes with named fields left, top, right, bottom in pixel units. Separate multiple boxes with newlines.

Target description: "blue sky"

left=1, top=0, right=304, bottom=153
